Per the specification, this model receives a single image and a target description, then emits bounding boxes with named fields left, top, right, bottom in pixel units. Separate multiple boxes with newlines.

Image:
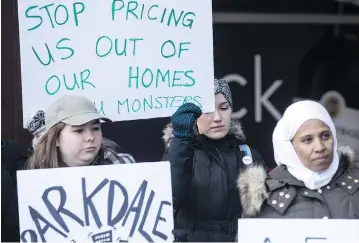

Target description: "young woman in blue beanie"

left=162, top=79, right=267, bottom=242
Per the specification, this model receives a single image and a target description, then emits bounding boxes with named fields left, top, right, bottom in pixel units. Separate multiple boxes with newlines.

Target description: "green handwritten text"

left=95, top=36, right=143, bottom=58
left=32, top=38, right=74, bottom=66
left=118, top=95, right=202, bottom=114
left=25, top=2, right=85, bottom=31
left=45, top=68, right=95, bottom=95
left=111, top=0, right=195, bottom=29
left=161, top=40, right=191, bottom=58
left=128, top=66, right=195, bottom=89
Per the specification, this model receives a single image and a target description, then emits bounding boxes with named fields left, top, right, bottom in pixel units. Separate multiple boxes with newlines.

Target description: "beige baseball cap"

left=45, top=95, right=112, bottom=130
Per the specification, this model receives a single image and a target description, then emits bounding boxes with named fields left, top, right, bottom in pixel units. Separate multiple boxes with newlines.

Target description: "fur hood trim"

left=162, top=119, right=246, bottom=148
left=237, top=145, right=357, bottom=217
left=237, top=165, right=268, bottom=217
left=338, top=145, right=357, bottom=169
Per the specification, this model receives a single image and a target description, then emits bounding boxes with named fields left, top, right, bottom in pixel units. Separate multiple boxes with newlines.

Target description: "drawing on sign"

left=17, top=0, right=215, bottom=125
left=20, top=178, right=172, bottom=242
left=90, top=229, right=112, bottom=242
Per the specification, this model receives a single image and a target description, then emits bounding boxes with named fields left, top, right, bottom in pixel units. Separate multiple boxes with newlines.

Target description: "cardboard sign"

left=17, top=162, right=174, bottom=242
left=17, top=0, right=215, bottom=127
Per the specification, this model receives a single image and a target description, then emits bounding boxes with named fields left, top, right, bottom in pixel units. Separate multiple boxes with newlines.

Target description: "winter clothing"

left=240, top=146, right=359, bottom=219
left=214, top=79, right=233, bottom=107
left=238, top=100, right=359, bottom=220
left=91, top=148, right=136, bottom=166
left=27, top=110, right=45, bottom=137
left=171, top=103, right=202, bottom=138
left=162, top=118, right=267, bottom=242
left=273, top=100, right=339, bottom=190
left=1, top=140, right=27, bottom=183
left=49, top=146, right=136, bottom=169
left=1, top=164, right=20, bottom=242
left=26, top=110, right=46, bottom=150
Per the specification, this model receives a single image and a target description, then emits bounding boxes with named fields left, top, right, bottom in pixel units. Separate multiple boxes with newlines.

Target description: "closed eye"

left=220, top=106, right=230, bottom=111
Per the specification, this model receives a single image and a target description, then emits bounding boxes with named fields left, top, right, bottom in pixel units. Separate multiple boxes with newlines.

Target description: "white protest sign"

left=17, top=162, right=174, bottom=242
left=17, top=0, right=215, bottom=127
left=237, top=219, right=359, bottom=243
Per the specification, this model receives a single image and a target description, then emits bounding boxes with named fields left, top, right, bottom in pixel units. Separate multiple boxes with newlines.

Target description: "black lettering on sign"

left=108, top=180, right=129, bottom=226
left=29, top=206, right=67, bottom=241
left=122, top=180, right=148, bottom=237
left=152, top=200, right=171, bottom=240
left=20, top=229, right=38, bottom=242
left=20, top=177, right=172, bottom=242
left=138, top=190, right=155, bottom=242
left=42, top=186, right=84, bottom=233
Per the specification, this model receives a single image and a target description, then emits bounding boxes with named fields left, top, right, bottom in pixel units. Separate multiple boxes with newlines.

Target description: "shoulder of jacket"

left=266, top=186, right=297, bottom=215
left=336, top=167, right=359, bottom=195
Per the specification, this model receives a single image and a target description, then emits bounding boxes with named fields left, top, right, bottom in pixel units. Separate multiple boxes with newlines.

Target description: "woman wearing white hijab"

left=238, top=100, right=359, bottom=219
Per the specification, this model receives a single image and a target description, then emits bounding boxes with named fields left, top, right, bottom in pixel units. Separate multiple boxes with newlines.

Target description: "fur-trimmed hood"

left=162, top=119, right=246, bottom=148
left=237, top=145, right=357, bottom=217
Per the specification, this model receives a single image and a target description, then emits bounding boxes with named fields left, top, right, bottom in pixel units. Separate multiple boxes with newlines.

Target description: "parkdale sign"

left=17, top=162, right=174, bottom=242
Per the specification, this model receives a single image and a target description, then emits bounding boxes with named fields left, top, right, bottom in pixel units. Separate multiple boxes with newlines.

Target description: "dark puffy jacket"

left=1, top=140, right=27, bottom=182
left=162, top=121, right=267, bottom=242
left=242, top=145, right=359, bottom=219
left=1, top=165, right=20, bottom=242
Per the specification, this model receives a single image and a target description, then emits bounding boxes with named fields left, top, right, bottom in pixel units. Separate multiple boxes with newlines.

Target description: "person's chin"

left=313, top=162, right=332, bottom=172
left=208, top=131, right=226, bottom=140
left=80, top=153, right=98, bottom=165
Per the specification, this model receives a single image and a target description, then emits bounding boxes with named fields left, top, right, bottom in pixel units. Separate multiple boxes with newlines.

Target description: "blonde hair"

left=27, top=122, right=120, bottom=169
left=27, top=123, right=65, bottom=169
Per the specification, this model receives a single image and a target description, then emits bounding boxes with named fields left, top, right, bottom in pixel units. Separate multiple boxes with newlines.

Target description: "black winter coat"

left=162, top=121, right=267, bottom=242
left=1, top=165, right=20, bottom=242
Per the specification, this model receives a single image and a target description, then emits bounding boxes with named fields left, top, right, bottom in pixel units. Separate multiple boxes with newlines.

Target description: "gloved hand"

left=171, top=103, right=202, bottom=138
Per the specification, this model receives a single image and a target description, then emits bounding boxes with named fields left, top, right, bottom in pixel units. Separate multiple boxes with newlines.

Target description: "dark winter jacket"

left=162, top=121, right=267, bottom=242
left=1, top=140, right=27, bottom=182
left=239, top=145, right=359, bottom=219
left=1, top=165, right=20, bottom=242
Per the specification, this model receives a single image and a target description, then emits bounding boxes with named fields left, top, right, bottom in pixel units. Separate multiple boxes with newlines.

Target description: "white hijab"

left=272, top=100, right=339, bottom=190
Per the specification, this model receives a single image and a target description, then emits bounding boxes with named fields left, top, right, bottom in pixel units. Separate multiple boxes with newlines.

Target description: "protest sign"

left=237, top=218, right=359, bottom=243
left=17, top=0, right=215, bottom=127
left=17, top=162, right=174, bottom=242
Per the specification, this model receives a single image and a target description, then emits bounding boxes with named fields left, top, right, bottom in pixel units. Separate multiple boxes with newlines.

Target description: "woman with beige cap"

left=27, top=95, right=135, bottom=169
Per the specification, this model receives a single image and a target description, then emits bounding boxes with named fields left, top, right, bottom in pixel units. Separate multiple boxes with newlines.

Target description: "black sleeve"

left=1, top=166, right=20, bottom=242
left=162, top=137, right=194, bottom=212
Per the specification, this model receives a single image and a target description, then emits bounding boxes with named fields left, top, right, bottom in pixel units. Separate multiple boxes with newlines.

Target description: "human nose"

left=314, top=139, right=325, bottom=153
left=212, top=110, right=222, bottom=122
left=83, top=129, right=95, bottom=142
